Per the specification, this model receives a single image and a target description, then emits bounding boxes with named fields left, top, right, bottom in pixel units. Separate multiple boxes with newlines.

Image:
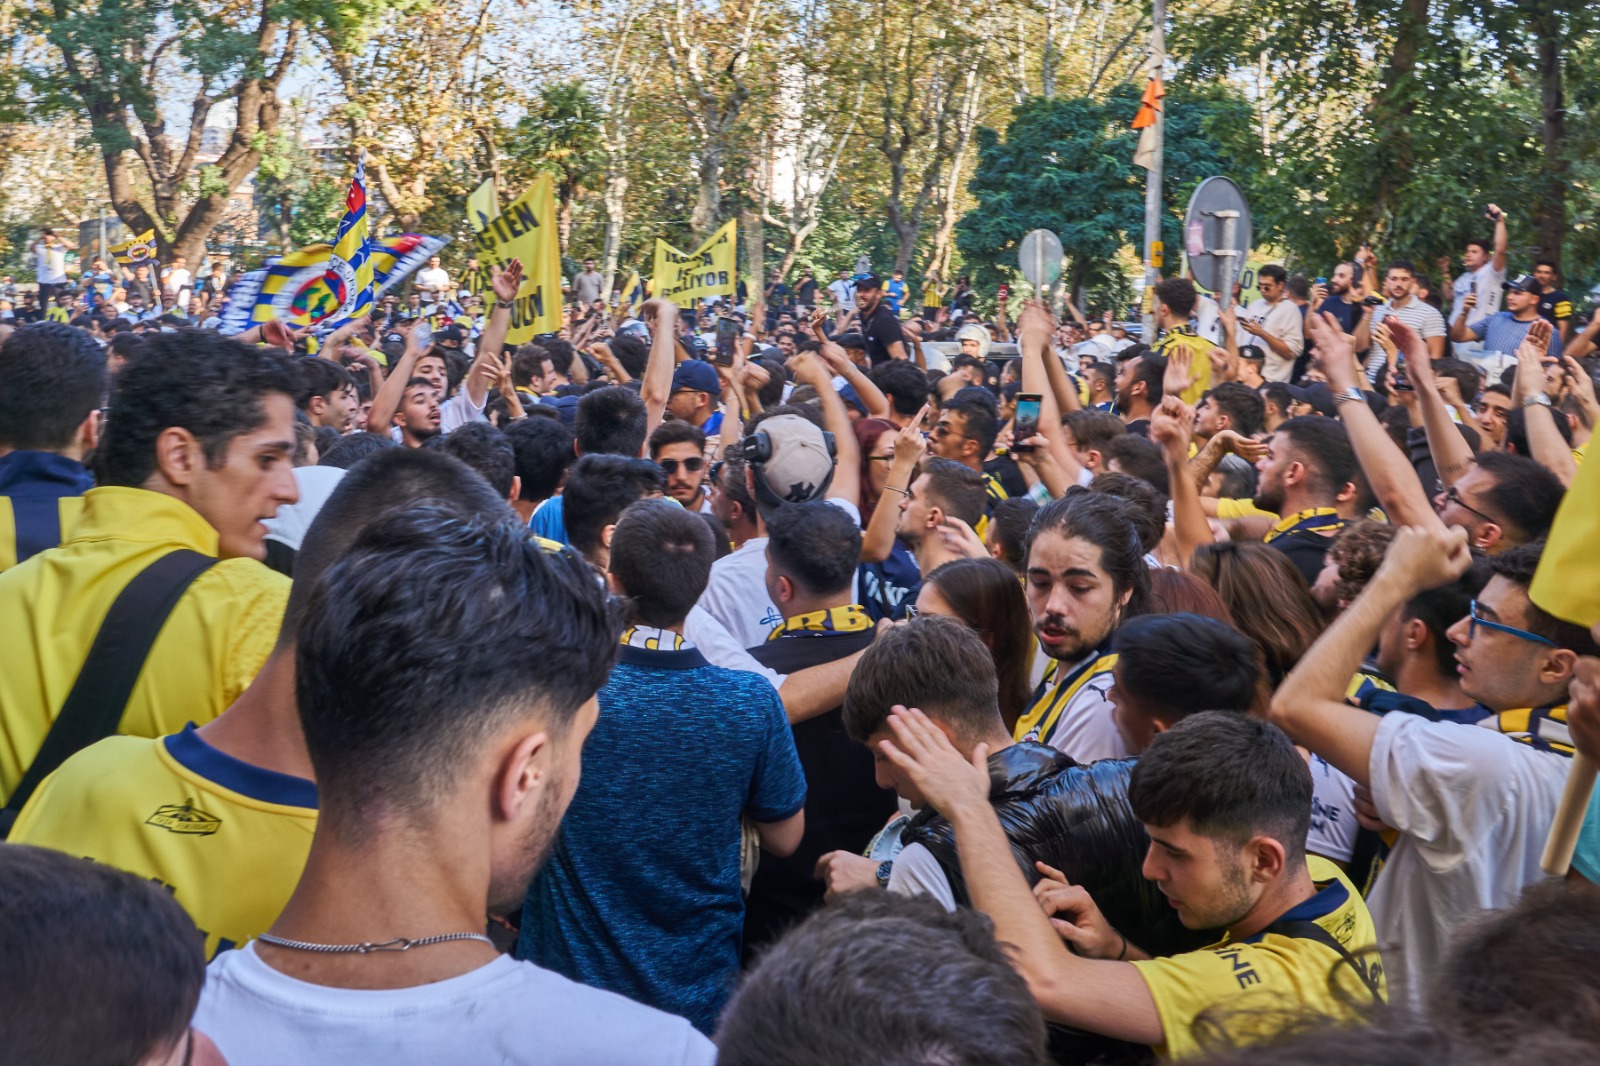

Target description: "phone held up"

left=1012, top=393, right=1042, bottom=453
left=714, top=316, right=740, bottom=366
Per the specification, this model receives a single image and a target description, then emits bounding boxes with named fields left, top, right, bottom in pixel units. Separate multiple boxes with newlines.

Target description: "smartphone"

left=1012, top=393, right=1042, bottom=452
left=412, top=319, right=433, bottom=350
left=714, top=316, right=739, bottom=366
left=1393, top=355, right=1412, bottom=392
left=997, top=284, right=1010, bottom=300
left=1314, top=277, right=1328, bottom=286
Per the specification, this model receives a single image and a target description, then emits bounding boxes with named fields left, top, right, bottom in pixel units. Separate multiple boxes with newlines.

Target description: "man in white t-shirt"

left=415, top=254, right=450, bottom=296
left=161, top=255, right=193, bottom=307
left=827, top=270, right=855, bottom=313
left=32, top=229, right=68, bottom=302
left=1271, top=526, right=1593, bottom=1006
left=192, top=508, right=714, bottom=1066
left=1239, top=264, right=1304, bottom=382
left=1445, top=204, right=1509, bottom=360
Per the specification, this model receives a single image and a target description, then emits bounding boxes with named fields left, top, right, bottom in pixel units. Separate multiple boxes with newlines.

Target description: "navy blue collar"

left=616, top=644, right=709, bottom=670
left=1241, top=875, right=1351, bottom=943
left=0, top=451, right=93, bottom=496
left=164, top=724, right=318, bottom=809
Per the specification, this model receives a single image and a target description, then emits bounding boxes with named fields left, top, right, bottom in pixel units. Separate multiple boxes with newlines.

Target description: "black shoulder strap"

left=1, top=549, right=215, bottom=836
left=1264, top=918, right=1384, bottom=1002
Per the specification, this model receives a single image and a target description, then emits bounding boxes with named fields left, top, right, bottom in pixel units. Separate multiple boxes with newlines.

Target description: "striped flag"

left=109, top=230, right=157, bottom=266
left=621, top=270, right=647, bottom=316
left=325, top=152, right=373, bottom=326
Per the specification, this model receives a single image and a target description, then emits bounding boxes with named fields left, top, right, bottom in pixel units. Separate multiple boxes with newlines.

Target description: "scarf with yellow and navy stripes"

left=767, top=604, right=874, bottom=641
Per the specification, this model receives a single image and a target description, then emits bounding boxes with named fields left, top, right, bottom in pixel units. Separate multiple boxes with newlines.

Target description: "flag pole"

left=1141, top=0, right=1166, bottom=339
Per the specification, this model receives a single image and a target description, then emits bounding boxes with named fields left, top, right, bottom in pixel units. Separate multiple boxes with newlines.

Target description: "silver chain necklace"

left=256, top=931, right=494, bottom=954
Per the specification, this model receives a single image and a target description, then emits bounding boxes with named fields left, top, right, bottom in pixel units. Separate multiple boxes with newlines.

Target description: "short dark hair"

left=318, top=430, right=398, bottom=469
left=753, top=356, right=787, bottom=409
left=0, top=323, right=108, bottom=451
left=1153, top=276, right=1198, bottom=319
left=562, top=453, right=666, bottom=557
left=648, top=418, right=707, bottom=458
left=576, top=385, right=648, bottom=457
left=295, top=507, right=623, bottom=833
left=1129, top=713, right=1311, bottom=864
left=0, top=845, right=205, bottom=1065
left=1404, top=562, right=1491, bottom=678
left=95, top=329, right=295, bottom=487
left=717, top=891, right=1049, bottom=1066
left=1064, top=409, right=1126, bottom=455
left=511, top=343, right=549, bottom=388
left=1027, top=492, right=1151, bottom=619
left=1505, top=406, right=1574, bottom=460
left=1085, top=471, right=1167, bottom=551
left=1433, top=358, right=1481, bottom=406
left=1274, top=416, right=1356, bottom=500
left=1258, top=263, right=1288, bottom=285
left=1386, top=259, right=1417, bottom=278
left=436, top=421, right=516, bottom=498
left=1113, top=614, right=1261, bottom=720
left=608, top=498, right=714, bottom=627
left=1285, top=274, right=1310, bottom=300
left=917, top=456, right=987, bottom=528
left=1465, top=237, right=1492, bottom=256
left=766, top=500, right=861, bottom=597
left=870, top=361, right=934, bottom=419
left=609, top=334, right=650, bottom=378
left=293, top=356, right=355, bottom=409
left=1261, top=382, right=1293, bottom=416
left=1474, top=452, right=1564, bottom=543
left=504, top=416, right=575, bottom=503
left=1129, top=355, right=1167, bottom=406
left=292, top=448, right=509, bottom=638
left=1101, top=436, right=1170, bottom=497
left=1083, top=361, right=1115, bottom=395
left=542, top=338, right=576, bottom=377
left=844, top=616, right=1001, bottom=744
left=988, top=497, right=1038, bottom=571
left=945, top=387, right=1000, bottom=456
left=1206, top=382, right=1266, bottom=437
left=1486, top=542, right=1600, bottom=656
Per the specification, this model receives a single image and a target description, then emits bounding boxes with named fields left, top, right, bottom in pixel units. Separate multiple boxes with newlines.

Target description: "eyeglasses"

left=1436, top=485, right=1497, bottom=527
left=1468, top=600, right=1557, bottom=647
left=866, top=454, right=895, bottom=462
left=708, top=460, right=725, bottom=485
left=930, top=422, right=969, bottom=441
left=658, top=457, right=705, bottom=475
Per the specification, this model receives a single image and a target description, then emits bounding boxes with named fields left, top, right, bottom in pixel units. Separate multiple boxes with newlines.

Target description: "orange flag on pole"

left=1132, top=77, right=1164, bottom=129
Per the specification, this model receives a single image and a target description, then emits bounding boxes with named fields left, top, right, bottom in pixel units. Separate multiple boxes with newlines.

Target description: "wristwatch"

left=875, top=860, right=893, bottom=888
left=1522, top=392, right=1551, bottom=408
left=1332, top=386, right=1364, bottom=407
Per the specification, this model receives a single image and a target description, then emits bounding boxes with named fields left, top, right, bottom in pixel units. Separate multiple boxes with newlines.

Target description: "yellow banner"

left=466, top=178, right=498, bottom=234
left=652, top=220, right=737, bottom=306
left=472, top=173, right=562, bottom=343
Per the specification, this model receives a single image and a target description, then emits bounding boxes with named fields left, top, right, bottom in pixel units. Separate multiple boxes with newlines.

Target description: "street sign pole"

left=1141, top=0, right=1165, bottom=337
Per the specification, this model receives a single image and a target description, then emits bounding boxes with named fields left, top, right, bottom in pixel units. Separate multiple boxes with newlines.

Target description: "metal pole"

left=1141, top=0, right=1165, bottom=338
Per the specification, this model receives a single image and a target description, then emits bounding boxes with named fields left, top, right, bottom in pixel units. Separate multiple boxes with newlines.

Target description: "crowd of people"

left=3, top=204, right=1600, bottom=1066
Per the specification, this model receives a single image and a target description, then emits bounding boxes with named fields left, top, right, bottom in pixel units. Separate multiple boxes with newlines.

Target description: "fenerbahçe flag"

left=218, top=233, right=449, bottom=335
left=472, top=173, right=562, bottom=343
left=324, top=152, right=374, bottom=327
left=620, top=270, right=648, bottom=316
left=653, top=220, right=736, bottom=305
left=109, top=230, right=157, bottom=266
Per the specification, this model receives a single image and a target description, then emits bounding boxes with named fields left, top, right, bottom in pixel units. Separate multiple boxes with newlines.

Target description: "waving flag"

left=620, top=270, right=647, bottom=317
left=110, top=230, right=157, bottom=266
left=370, top=234, right=452, bottom=300
left=323, top=152, right=373, bottom=326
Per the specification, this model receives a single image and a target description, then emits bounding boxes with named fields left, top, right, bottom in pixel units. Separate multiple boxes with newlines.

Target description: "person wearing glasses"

left=649, top=420, right=711, bottom=512
left=665, top=359, right=725, bottom=439
left=1270, top=525, right=1600, bottom=1007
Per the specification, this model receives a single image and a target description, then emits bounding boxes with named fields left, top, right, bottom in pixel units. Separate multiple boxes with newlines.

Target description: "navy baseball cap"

left=671, top=360, right=721, bottom=395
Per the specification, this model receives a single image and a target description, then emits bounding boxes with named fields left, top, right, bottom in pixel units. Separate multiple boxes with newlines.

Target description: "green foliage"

left=956, top=85, right=1265, bottom=296
left=506, top=81, right=603, bottom=196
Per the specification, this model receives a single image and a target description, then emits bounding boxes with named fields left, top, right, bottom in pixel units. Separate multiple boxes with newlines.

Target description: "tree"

left=955, top=86, right=1264, bottom=299
left=19, top=0, right=389, bottom=262
left=508, top=81, right=604, bottom=256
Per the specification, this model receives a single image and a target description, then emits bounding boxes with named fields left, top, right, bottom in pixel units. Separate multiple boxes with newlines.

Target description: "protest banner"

left=472, top=173, right=562, bottom=342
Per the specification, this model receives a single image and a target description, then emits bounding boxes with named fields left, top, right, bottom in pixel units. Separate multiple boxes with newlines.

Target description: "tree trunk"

left=558, top=194, right=574, bottom=258
left=928, top=70, right=982, bottom=283
left=601, top=168, right=628, bottom=301
left=692, top=136, right=723, bottom=238
left=1370, top=0, right=1427, bottom=230
left=1531, top=5, right=1566, bottom=268
left=741, top=203, right=764, bottom=306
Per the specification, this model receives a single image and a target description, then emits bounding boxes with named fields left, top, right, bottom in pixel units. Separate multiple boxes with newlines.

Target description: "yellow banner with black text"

left=472, top=173, right=562, bottom=343
left=652, top=220, right=737, bottom=306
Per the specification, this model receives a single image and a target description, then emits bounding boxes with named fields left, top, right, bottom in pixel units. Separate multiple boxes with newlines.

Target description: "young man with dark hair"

left=1063, top=408, right=1126, bottom=478
left=1353, top=260, right=1447, bottom=381
left=1, top=845, right=221, bottom=1066
left=0, top=322, right=106, bottom=569
left=520, top=498, right=804, bottom=1035
left=1433, top=450, right=1564, bottom=553
left=1253, top=415, right=1357, bottom=585
left=1532, top=259, right=1573, bottom=343
left=1443, top=204, right=1509, bottom=361
left=435, top=420, right=518, bottom=503
left=12, top=450, right=510, bottom=958
left=1017, top=493, right=1149, bottom=761
left=665, top=360, right=724, bottom=438
left=562, top=453, right=667, bottom=565
left=896, top=456, right=987, bottom=576
left=1272, top=526, right=1598, bottom=1006
left=392, top=376, right=442, bottom=447
left=0, top=330, right=296, bottom=803
left=295, top=358, right=359, bottom=433
left=1240, top=264, right=1304, bottom=383
left=1113, top=353, right=1163, bottom=436
left=1194, top=381, right=1265, bottom=441
left=855, top=275, right=909, bottom=366
left=503, top=415, right=574, bottom=524
left=987, top=495, right=1038, bottom=574
left=870, top=359, right=932, bottom=427
left=528, top=384, right=651, bottom=544
left=649, top=419, right=710, bottom=512
left=1102, top=437, right=1169, bottom=497
left=1149, top=277, right=1215, bottom=403
left=744, top=501, right=893, bottom=951
left=195, top=506, right=713, bottom=1063
left=877, top=708, right=1382, bottom=1060
left=1110, top=613, right=1261, bottom=755
left=717, top=891, right=1050, bottom=1066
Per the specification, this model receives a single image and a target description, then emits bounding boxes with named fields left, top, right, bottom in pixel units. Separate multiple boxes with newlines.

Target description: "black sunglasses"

left=659, top=457, right=705, bottom=476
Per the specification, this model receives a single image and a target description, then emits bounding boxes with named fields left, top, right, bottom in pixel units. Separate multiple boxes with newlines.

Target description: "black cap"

left=1287, top=382, right=1337, bottom=418
left=1506, top=273, right=1541, bottom=296
left=856, top=274, right=883, bottom=292
left=437, top=325, right=465, bottom=343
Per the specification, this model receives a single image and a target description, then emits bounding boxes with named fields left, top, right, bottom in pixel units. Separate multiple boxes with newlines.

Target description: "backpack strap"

left=1263, top=918, right=1384, bottom=1003
left=11, top=497, right=63, bottom=566
left=1, top=548, right=215, bottom=836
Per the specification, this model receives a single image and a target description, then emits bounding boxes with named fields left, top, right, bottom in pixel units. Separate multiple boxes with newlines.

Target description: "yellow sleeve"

left=1132, top=944, right=1288, bottom=1059
left=208, top=559, right=291, bottom=710
left=1216, top=498, right=1277, bottom=521
left=1531, top=438, right=1600, bottom=627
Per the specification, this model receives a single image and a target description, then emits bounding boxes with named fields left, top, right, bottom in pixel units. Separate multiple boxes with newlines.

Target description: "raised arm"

left=1514, top=319, right=1577, bottom=487
left=1017, top=300, right=1085, bottom=482
left=819, top=341, right=891, bottom=420
left=861, top=411, right=926, bottom=563
left=1489, top=204, right=1509, bottom=274
left=367, top=320, right=425, bottom=433
left=793, top=346, right=860, bottom=508
left=638, top=298, right=679, bottom=448
left=1395, top=318, right=1476, bottom=490
left=1152, top=396, right=1211, bottom=569
left=465, top=259, right=524, bottom=409
left=1308, top=311, right=1443, bottom=530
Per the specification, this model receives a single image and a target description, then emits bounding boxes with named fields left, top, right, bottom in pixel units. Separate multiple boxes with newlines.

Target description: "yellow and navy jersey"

left=11, top=726, right=317, bottom=958
left=0, top=487, right=288, bottom=802
left=0, top=451, right=93, bottom=572
left=1013, top=647, right=1119, bottom=748
left=1131, top=856, right=1384, bottom=1059
left=973, top=471, right=1009, bottom=540
left=1537, top=288, right=1572, bottom=326
left=1152, top=325, right=1215, bottom=407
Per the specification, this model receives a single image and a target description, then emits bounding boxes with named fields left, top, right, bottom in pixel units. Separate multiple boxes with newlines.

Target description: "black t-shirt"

left=11, top=307, right=42, bottom=324
left=743, top=627, right=895, bottom=952
left=1538, top=289, right=1572, bottom=327
left=795, top=278, right=818, bottom=305
left=1267, top=530, right=1337, bottom=587
left=861, top=304, right=906, bottom=366
left=1317, top=295, right=1361, bottom=335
